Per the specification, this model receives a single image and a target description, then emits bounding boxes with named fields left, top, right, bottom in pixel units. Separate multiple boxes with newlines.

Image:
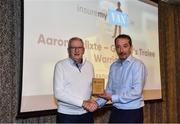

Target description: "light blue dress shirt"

left=96, top=55, right=147, bottom=109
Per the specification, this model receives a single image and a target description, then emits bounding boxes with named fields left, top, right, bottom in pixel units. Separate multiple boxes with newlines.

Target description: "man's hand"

left=98, top=92, right=112, bottom=101
left=82, top=99, right=98, bottom=112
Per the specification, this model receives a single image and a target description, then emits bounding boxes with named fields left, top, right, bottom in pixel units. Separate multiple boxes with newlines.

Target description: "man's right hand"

left=82, top=99, right=98, bottom=112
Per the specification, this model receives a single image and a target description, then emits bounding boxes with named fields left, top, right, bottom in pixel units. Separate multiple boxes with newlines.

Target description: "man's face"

left=68, top=39, right=85, bottom=63
left=115, top=38, right=132, bottom=61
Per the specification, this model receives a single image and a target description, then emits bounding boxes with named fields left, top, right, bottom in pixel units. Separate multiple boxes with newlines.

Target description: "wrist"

left=82, top=100, right=86, bottom=107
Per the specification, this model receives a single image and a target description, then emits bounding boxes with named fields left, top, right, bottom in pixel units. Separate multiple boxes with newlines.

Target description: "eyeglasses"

left=69, top=47, right=84, bottom=50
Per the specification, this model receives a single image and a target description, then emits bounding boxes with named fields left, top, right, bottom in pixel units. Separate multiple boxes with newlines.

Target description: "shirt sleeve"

left=53, top=63, right=83, bottom=107
left=112, top=62, right=147, bottom=104
left=96, top=65, right=114, bottom=107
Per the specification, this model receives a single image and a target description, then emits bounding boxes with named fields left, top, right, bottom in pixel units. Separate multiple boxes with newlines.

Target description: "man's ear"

left=82, top=47, right=85, bottom=54
left=130, top=45, right=133, bottom=53
left=67, top=48, right=70, bottom=55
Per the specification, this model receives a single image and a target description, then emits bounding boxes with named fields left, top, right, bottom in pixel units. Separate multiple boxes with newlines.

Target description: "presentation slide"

left=21, top=0, right=161, bottom=113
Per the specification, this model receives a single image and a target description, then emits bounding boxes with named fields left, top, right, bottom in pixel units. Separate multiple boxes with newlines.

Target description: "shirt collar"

left=126, top=55, right=133, bottom=62
left=69, top=57, right=85, bottom=67
left=117, top=55, right=133, bottom=65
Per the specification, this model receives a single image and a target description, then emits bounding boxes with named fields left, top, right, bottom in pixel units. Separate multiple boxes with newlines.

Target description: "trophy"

left=92, top=78, right=105, bottom=95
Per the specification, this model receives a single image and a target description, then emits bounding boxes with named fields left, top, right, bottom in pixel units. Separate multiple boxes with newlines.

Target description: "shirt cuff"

left=96, top=98, right=106, bottom=107
left=96, top=99, right=102, bottom=107
left=112, top=94, right=119, bottom=103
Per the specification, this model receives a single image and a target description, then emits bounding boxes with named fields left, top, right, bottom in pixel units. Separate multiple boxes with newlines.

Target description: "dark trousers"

left=56, top=112, right=93, bottom=123
left=109, top=107, right=143, bottom=123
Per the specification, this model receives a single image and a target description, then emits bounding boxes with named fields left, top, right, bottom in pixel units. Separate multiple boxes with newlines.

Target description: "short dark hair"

left=68, top=37, right=84, bottom=48
left=114, top=34, right=132, bottom=46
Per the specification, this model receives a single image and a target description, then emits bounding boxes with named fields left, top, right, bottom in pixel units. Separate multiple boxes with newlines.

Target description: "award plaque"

left=92, top=78, right=105, bottom=95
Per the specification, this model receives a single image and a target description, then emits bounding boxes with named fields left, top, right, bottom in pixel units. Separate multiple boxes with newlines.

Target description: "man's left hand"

left=98, top=92, right=112, bottom=101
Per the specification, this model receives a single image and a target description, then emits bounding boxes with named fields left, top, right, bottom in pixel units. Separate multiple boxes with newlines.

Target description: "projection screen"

left=20, top=0, right=161, bottom=114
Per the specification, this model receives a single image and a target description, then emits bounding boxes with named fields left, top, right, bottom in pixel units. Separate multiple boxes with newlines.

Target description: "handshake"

left=82, top=92, right=112, bottom=112
left=82, top=99, right=98, bottom=112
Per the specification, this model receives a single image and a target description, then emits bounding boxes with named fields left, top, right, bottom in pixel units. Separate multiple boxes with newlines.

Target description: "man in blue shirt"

left=96, top=34, right=147, bottom=123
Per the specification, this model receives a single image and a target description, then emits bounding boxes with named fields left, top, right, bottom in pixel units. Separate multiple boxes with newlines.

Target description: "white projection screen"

left=20, top=0, right=161, bottom=114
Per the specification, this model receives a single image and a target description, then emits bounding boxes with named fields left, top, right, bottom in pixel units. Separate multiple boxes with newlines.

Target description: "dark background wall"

left=0, top=0, right=180, bottom=123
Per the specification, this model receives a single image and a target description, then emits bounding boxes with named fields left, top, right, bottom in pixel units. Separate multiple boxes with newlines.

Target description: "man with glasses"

left=53, top=37, right=97, bottom=123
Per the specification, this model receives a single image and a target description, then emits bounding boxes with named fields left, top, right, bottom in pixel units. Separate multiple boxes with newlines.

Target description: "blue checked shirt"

left=96, top=55, right=147, bottom=109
